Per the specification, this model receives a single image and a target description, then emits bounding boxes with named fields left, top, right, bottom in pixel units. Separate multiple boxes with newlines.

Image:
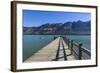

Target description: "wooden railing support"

left=67, top=39, right=70, bottom=49
left=70, top=40, right=73, bottom=55
left=78, top=43, right=82, bottom=60
left=61, top=36, right=90, bottom=60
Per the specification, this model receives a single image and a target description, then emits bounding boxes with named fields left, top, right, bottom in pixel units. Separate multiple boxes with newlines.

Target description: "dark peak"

left=77, top=20, right=91, bottom=23
left=77, top=20, right=82, bottom=22
left=41, top=23, right=50, bottom=26
left=63, top=22, right=72, bottom=25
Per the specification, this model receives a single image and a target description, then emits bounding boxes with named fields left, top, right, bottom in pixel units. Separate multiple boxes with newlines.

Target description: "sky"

left=23, top=10, right=91, bottom=27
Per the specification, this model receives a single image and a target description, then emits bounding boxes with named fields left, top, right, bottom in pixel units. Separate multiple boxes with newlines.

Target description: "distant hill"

left=23, top=20, right=91, bottom=35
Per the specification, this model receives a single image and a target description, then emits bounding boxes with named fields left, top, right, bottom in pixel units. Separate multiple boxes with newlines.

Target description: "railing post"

left=70, top=40, right=73, bottom=55
left=68, top=39, right=70, bottom=49
left=78, top=43, right=82, bottom=60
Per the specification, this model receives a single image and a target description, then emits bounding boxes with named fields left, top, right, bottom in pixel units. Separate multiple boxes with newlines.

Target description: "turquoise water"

left=66, top=35, right=91, bottom=59
left=23, top=35, right=54, bottom=61
left=66, top=35, right=91, bottom=50
left=23, top=35, right=91, bottom=61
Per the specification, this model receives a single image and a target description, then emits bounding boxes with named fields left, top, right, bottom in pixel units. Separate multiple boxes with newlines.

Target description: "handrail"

left=81, top=47, right=91, bottom=56
left=62, top=36, right=91, bottom=60
left=72, top=41, right=79, bottom=47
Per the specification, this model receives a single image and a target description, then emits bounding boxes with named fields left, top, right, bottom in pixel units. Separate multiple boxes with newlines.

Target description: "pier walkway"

left=24, top=37, right=75, bottom=62
left=24, top=36, right=91, bottom=62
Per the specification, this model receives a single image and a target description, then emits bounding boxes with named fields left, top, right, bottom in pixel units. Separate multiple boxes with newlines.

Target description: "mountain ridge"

left=23, top=20, right=91, bottom=35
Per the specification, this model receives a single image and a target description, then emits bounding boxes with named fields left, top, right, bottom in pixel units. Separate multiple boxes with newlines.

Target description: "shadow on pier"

left=53, top=36, right=91, bottom=61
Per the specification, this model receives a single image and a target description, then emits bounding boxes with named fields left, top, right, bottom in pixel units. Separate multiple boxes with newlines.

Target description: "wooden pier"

left=24, top=36, right=91, bottom=62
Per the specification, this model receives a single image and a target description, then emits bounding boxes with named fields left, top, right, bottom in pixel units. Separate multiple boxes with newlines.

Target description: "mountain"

left=23, top=20, right=91, bottom=35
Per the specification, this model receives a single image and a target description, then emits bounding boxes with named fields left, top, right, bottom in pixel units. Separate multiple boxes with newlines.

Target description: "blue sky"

left=23, top=10, right=91, bottom=27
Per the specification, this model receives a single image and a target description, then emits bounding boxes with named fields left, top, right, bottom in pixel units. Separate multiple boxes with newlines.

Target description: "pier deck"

left=24, top=37, right=75, bottom=62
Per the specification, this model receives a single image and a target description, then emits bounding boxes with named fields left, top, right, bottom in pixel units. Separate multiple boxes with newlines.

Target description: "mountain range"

left=23, top=20, right=91, bottom=35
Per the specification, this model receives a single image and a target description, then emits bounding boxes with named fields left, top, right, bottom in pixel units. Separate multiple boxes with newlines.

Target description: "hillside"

left=23, top=20, right=91, bottom=35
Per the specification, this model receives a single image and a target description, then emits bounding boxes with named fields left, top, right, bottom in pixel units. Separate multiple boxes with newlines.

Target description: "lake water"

left=66, top=35, right=91, bottom=59
left=66, top=35, right=91, bottom=50
left=23, top=35, right=54, bottom=61
left=23, top=35, right=91, bottom=61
